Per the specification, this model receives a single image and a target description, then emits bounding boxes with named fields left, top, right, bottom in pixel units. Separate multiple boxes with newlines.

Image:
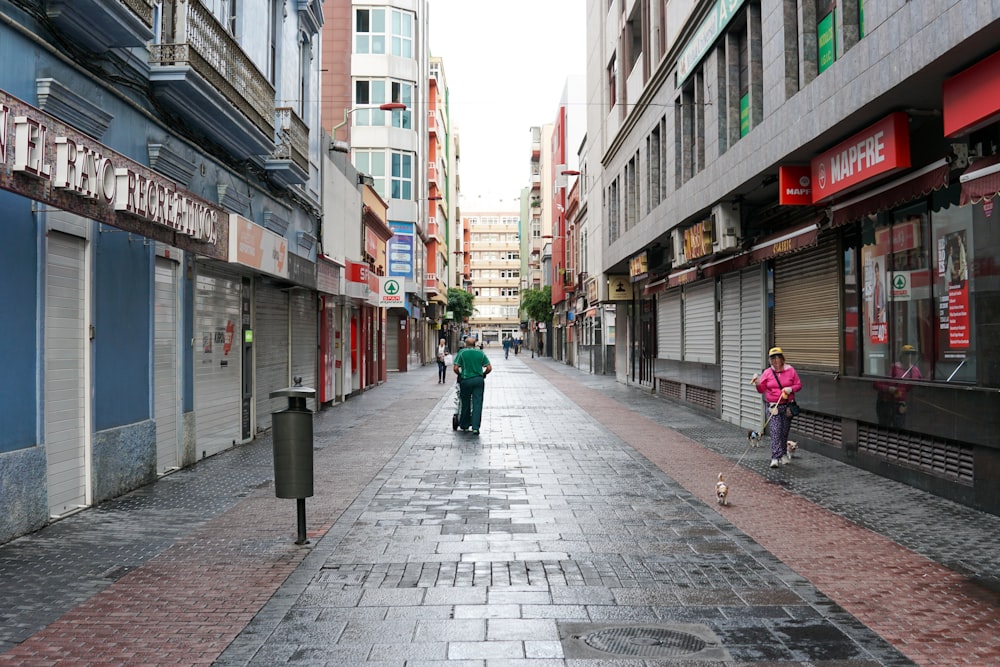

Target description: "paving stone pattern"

left=1, top=357, right=998, bottom=665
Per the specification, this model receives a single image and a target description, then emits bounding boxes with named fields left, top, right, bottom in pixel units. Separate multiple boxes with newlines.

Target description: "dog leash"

left=725, top=395, right=788, bottom=478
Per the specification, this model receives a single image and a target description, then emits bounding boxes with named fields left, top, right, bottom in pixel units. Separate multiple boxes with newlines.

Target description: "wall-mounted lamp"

left=330, top=103, right=407, bottom=153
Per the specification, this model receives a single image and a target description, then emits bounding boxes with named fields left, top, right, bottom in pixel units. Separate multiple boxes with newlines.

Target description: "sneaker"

left=770, top=459, right=780, bottom=468
left=471, top=429, right=480, bottom=434
left=781, top=454, right=791, bottom=465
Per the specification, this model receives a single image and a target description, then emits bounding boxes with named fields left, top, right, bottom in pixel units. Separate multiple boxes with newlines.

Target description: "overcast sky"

left=428, top=0, right=586, bottom=211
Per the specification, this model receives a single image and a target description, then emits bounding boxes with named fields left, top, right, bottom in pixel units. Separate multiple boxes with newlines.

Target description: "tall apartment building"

left=584, top=0, right=1000, bottom=514
left=465, top=212, right=522, bottom=345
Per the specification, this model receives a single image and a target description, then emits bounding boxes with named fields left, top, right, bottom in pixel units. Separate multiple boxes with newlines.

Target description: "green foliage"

left=447, top=287, right=475, bottom=322
left=520, top=286, right=553, bottom=322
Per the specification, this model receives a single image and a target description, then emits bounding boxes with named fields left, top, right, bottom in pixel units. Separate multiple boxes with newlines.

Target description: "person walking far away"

left=453, top=336, right=492, bottom=434
left=751, top=346, right=803, bottom=468
left=502, top=335, right=511, bottom=359
left=537, top=337, right=544, bottom=357
left=435, top=338, right=448, bottom=384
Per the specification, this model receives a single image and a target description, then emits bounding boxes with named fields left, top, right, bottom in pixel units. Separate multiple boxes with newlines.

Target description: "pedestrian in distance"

left=435, top=338, right=448, bottom=383
left=453, top=336, right=492, bottom=434
left=502, top=336, right=511, bottom=359
left=537, top=337, right=544, bottom=357
left=751, top=346, right=802, bottom=468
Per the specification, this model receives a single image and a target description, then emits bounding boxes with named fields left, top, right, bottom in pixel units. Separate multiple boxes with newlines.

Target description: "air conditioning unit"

left=671, top=228, right=686, bottom=267
left=712, top=203, right=741, bottom=254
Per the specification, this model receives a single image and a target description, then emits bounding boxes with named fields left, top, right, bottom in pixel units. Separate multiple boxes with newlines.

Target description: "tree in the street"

left=520, top=286, right=553, bottom=323
left=447, top=287, right=475, bottom=323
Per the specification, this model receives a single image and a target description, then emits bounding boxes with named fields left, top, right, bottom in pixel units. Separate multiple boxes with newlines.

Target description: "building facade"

left=585, top=0, right=1000, bottom=514
left=1, top=0, right=325, bottom=543
left=465, top=211, right=522, bottom=345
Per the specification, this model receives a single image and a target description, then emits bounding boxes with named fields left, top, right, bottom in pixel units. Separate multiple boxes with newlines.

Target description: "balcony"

left=428, top=109, right=443, bottom=137
left=266, top=107, right=309, bottom=187
left=150, top=0, right=275, bottom=163
left=47, top=0, right=154, bottom=53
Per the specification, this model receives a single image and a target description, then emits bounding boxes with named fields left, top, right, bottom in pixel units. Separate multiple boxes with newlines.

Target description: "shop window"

left=860, top=194, right=978, bottom=386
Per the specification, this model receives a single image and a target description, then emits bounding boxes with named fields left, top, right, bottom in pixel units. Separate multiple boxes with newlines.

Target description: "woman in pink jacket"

left=751, top=347, right=803, bottom=468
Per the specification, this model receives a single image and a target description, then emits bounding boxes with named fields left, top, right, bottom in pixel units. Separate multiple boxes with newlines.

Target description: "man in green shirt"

left=453, top=336, right=492, bottom=434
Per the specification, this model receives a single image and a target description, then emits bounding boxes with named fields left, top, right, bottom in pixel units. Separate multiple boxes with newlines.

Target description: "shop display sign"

left=811, top=112, right=911, bottom=202
left=778, top=165, right=812, bottom=205
left=1, top=89, right=226, bottom=259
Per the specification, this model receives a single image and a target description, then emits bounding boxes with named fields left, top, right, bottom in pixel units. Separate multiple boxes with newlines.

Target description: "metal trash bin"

left=270, top=385, right=315, bottom=543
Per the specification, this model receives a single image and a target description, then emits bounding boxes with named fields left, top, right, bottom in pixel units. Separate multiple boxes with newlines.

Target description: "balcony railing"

left=151, top=0, right=275, bottom=141
left=273, top=107, right=309, bottom=173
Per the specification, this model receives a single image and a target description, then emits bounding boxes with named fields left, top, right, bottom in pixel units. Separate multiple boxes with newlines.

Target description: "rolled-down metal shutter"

left=774, top=240, right=840, bottom=371
left=656, top=289, right=681, bottom=360
left=739, top=266, right=766, bottom=426
left=194, top=263, right=243, bottom=456
left=255, top=282, right=289, bottom=432
left=290, top=290, right=317, bottom=412
left=720, top=274, right=742, bottom=425
left=386, top=311, right=401, bottom=371
left=683, top=279, right=716, bottom=363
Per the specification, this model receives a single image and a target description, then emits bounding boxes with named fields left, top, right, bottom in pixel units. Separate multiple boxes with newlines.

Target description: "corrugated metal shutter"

left=656, top=289, right=681, bottom=360
left=683, top=279, right=716, bottom=363
left=739, top=266, right=766, bottom=427
left=194, top=263, right=243, bottom=456
left=154, top=255, right=181, bottom=474
left=45, top=231, right=88, bottom=517
left=774, top=241, right=840, bottom=371
left=290, top=290, right=317, bottom=412
left=386, top=312, right=401, bottom=371
left=255, top=282, right=289, bottom=432
left=720, top=267, right=766, bottom=430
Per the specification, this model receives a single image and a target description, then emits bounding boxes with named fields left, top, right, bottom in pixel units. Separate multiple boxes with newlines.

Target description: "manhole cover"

left=560, top=622, right=729, bottom=660
left=581, top=626, right=706, bottom=657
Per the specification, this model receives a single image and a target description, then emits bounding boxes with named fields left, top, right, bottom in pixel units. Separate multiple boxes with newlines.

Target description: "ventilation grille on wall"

left=685, top=385, right=718, bottom=412
left=858, top=425, right=974, bottom=485
left=658, top=380, right=682, bottom=401
left=792, top=411, right=843, bottom=447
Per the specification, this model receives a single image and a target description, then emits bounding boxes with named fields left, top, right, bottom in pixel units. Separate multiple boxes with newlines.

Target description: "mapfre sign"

left=1, top=89, right=227, bottom=259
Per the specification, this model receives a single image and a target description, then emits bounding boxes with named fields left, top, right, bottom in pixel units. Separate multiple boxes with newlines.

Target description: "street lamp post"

left=330, top=102, right=407, bottom=152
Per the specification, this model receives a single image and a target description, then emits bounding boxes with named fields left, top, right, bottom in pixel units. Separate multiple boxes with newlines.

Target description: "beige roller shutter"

left=774, top=240, right=840, bottom=371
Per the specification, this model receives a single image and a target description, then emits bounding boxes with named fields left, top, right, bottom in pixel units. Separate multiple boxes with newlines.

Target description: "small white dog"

left=716, top=473, right=729, bottom=506
left=786, top=440, right=799, bottom=459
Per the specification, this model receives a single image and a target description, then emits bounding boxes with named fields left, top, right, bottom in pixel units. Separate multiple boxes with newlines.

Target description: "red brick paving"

left=536, top=363, right=1000, bottom=666
left=0, top=394, right=425, bottom=666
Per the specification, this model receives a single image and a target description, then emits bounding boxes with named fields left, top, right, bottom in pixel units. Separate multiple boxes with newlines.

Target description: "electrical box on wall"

left=712, top=203, right=741, bottom=254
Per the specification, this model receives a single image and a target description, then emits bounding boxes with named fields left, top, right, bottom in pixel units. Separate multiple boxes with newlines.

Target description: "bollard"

left=270, top=384, right=316, bottom=544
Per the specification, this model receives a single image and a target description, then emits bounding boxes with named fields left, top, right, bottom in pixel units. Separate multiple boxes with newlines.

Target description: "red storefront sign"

left=943, top=49, right=1000, bottom=137
left=811, top=112, right=911, bottom=203
left=778, top=165, right=812, bottom=205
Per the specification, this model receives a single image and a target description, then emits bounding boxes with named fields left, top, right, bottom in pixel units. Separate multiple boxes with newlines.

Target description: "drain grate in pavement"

left=560, top=622, right=730, bottom=660
left=100, top=565, right=135, bottom=581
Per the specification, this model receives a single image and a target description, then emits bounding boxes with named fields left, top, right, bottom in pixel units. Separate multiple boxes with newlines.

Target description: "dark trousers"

left=458, top=375, right=485, bottom=430
left=437, top=360, right=447, bottom=382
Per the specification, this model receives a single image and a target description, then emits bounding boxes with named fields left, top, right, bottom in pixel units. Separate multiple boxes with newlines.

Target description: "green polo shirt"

left=454, top=347, right=490, bottom=380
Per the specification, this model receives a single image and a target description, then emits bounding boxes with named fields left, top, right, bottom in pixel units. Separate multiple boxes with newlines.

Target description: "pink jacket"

left=755, top=365, right=802, bottom=404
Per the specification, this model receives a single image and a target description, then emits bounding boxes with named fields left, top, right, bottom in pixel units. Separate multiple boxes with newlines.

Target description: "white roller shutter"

left=774, top=242, right=841, bottom=371
left=656, top=289, right=681, bottom=360
left=194, top=263, right=242, bottom=457
left=45, top=231, right=89, bottom=517
left=290, top=290, right=317, bottom=412
left=683, top=279, right=716, bottom=363
left=720, top=267, right=766, bottom=429
left=255, top=282, right=289, bottom=432
left=154, top=255, right=181, bottom=474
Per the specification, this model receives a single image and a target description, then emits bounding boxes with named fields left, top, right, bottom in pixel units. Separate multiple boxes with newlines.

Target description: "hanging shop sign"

left=1, top=89, right=226, bottom=258
left=778, top=165, right=813, bottom=205
left=608, top=275, right=631, bottom=301
left=683, top=218, right=713, bottom=261
left=811, top=112, right=911, bottom=203
left=629, top=251, right=648, bottom=281
left=379, top=276, right=405, bottom=307
left=943, top=49, right=1000, bottom=137
left=229, top=213, right=288, bottom=279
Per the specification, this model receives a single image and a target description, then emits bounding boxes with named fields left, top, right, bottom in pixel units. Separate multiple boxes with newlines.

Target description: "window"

left=625, top=2, right=643, bottom=75
left=355, top=8, right=414, bottom=58
left=268, top=0, right=279, bottom=83
left=221, top=0, right=237, bottom=35
left=860, top=189, right=982, bottom=386
left=608, top=178, right=620, bottom=244
left=354, top=150, right=386, bottom=196
left=354, top=80, right=412, bottom=129
left=390, top=151, right=413, bottom=200
left=390, top=81, right=413, bottom=129
left=607, top=55, right=617, bottom=108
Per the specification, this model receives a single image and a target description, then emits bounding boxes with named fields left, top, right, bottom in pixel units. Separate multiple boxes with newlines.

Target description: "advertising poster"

left=939, top=229, right=970, bottom=349
left=862, top=239, right=888, bottom=345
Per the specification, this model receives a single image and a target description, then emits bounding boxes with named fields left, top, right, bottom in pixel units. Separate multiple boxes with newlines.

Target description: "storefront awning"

left=830, top=158, right=950, bottom=227
left=749, top=219, right=821, bottom=264
left=667, top=268, right=698, bottom=288
left=642, top=278, right=667, bottom=296
left=959, top=153, right=1000, bottom=205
